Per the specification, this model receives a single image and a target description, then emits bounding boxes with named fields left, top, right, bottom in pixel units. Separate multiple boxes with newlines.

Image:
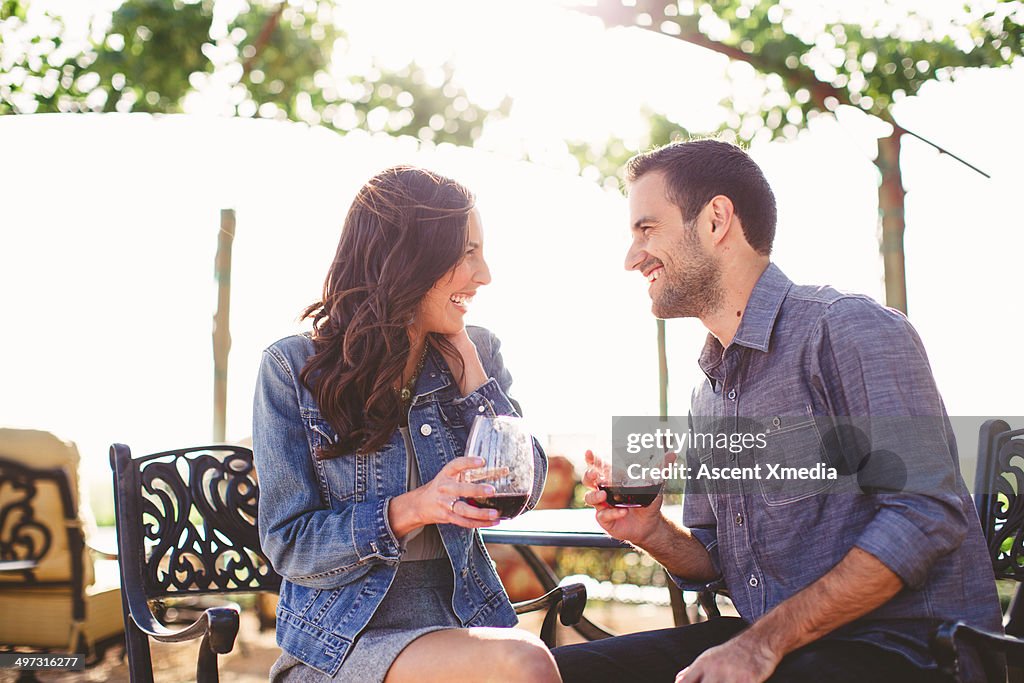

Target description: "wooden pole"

left=213, top=209, right=235, bottom=442
left=877, top=133, right=908, bottom=314
left=657, top=318, right=668, bottom=419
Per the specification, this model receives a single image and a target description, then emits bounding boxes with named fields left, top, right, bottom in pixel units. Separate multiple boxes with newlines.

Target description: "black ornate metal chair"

left=110, top=443, right=586, bottom=683
left=932, top=419, right=1024, bottom=682
left=109, top=443, right=279, bottom=683
left=0, top=429, right=122, bottom=660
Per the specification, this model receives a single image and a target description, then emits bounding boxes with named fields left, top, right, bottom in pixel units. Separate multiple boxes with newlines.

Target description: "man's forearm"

left=735, top=547, right=903, bottom=659
left=638, top=516, right=719, bottom=584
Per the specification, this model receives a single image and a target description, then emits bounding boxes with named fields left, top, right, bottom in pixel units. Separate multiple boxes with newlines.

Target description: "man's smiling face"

left=625, top=171, right=724, bottom=320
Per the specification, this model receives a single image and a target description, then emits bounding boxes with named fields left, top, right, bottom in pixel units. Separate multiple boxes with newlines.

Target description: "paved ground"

left=2, top=603, right=676, bottom=682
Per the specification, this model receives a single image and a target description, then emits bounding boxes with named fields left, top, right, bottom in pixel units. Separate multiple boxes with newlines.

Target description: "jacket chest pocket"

left=419, top=398, right=466, bottom=461
left=435, top=384, right=473, bottom=434
left=756, top=413, right=834, bottom=506
left=307, top=418, right=362, bottom=506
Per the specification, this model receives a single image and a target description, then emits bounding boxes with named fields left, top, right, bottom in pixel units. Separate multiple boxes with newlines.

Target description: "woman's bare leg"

left=385, top=627, right=561, bottom=683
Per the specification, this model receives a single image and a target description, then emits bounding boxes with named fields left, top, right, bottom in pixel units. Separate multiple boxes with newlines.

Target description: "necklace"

left=398, top=343, right=429, bottom=404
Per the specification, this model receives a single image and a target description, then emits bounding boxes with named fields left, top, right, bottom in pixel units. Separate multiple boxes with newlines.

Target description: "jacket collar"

left=411, top=342, right=453, bottom=402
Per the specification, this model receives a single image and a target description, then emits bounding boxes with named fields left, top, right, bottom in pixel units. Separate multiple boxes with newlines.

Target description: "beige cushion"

left=0, top=428, right=97, bottom=587
left=0, top=568, right=123, bottom=650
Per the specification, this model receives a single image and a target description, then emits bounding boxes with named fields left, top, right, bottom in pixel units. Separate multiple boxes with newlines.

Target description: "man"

left=552, top=139, right=1001, bottom=683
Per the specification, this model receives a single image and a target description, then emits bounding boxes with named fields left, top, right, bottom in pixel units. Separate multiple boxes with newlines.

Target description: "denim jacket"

left=252, top=326, right=547, bottom=676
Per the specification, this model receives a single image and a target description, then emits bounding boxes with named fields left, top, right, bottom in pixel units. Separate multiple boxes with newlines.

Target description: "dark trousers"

left=552, top=617, right=952, bottom=683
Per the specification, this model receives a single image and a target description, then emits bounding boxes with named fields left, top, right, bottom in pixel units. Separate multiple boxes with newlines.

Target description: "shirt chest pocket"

left=307, top=418, right=364, bottom=506
left=756, top=413, right=834, bottom=506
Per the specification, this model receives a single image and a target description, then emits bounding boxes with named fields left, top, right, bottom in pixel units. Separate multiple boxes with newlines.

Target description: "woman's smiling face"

left=414, top=208, right=491, bottom=335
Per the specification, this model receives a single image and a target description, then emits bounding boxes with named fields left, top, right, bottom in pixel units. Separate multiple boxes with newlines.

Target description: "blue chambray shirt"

left=675, top=263, right=1001, bottom=678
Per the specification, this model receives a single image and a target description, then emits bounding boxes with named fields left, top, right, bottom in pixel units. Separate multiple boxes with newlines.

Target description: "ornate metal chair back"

left=110, top=443, right=280, bottom=601
left=975, top=420, right=1024, bottom=636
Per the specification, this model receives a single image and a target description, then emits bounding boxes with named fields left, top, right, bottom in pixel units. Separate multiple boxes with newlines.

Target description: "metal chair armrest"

left=127, top=601, right=240, bottom=683
left=513, top=583, right=587, bottom=648
left=933, top=620, right=1016, bottom=681
left=514, top=583, right=587, bottom=624
left=128, top=601, right=240, bottom=651
left=86, top=543, right=118, bottom=561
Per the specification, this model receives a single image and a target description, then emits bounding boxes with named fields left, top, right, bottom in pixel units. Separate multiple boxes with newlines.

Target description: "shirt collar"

left=730, top=262, right=792, bottom=353
left=697, top=262, right=792, bottom=381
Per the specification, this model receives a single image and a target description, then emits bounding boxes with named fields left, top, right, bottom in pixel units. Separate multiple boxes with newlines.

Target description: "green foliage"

left=577, top=0, right=1024, bottom=183
left=94, top=0, right=214, bottom=113
left=0, top=0, right=502, bottom=146
left=568, top=110, right=690, bottom=192
left=1, top=0, right=26, bottom=20
left=556, top=545, right=670, bottom=588
left=692, top=0, right=1019, bottom=131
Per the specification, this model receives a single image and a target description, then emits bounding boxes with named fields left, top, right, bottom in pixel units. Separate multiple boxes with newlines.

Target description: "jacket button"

left=420, top=424, right=433, bottom=436
left=727, top=389, right=737, bottom=401
left=478, top=405, right=486, bottom=412
left=748, top=575, right=759, bottom=587
left=735, top=513, right=743, bottom=526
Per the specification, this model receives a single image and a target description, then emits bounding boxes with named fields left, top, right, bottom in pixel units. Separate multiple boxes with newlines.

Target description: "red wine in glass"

left=463, top=492, right=529, bottom=519
left=462, top=416, right=535, bottom=521
left=599, top=483, right=663, bottom=508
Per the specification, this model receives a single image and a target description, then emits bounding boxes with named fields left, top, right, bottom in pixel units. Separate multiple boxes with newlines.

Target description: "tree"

left=0, top=0, right=508, bottom=146
left=580, top=0, right=1024, bottom=313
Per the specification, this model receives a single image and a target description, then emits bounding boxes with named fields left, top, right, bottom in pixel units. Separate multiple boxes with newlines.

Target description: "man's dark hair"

left=626, top=138, right=777, bottom=255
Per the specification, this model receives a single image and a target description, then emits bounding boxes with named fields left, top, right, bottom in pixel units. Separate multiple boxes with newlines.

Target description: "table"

left=481, top=505, right=688, bottom=639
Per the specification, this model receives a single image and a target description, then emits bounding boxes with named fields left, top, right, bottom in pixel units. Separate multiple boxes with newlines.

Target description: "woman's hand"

left=388, top=456, right=502, bottom=537
left=440, top=329, right=489, bottom=396
left=583, top=449, right=668, bottom=547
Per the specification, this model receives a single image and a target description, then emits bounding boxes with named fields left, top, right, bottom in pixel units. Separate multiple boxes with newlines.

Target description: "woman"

left=253, top=166, right=559, bottom=683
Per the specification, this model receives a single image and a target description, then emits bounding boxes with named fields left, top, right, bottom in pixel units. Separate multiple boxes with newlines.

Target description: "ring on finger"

left=449, top=498, right=458, bottom=513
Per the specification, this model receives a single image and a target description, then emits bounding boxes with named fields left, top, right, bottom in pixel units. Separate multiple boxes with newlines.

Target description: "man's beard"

left=652, top=230, right=724, bottom=319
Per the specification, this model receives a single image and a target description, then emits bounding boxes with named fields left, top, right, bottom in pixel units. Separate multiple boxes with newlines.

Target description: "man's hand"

left=582, top=449, right=668, bottom=546
left=675, top=635, right=781, bottom=683
left=675, top=547, right=903, bottom=683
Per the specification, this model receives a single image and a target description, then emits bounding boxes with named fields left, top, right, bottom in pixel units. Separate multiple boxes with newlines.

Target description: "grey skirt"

left=269, top=559, right=461, bottom=682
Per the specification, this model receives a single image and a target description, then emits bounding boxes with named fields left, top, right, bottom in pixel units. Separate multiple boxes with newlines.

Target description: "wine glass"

left=598, top=451, right=665, bottom=508
left=460, top=415, right=534, bottom=519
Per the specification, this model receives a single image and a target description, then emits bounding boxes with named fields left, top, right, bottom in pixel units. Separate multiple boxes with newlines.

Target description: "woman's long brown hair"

left=299, top=166, right=473, bottom=457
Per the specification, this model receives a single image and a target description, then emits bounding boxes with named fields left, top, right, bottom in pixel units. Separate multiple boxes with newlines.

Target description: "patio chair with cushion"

left=0, top=428, right=123, bottom=657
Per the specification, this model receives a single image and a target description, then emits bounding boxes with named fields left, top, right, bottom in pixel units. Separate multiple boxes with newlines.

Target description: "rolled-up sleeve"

left=812, top=298, right=969, bottom=589
left=854, top=496, right=966, bottom=589
left=253, top=348, right=401, bottom=590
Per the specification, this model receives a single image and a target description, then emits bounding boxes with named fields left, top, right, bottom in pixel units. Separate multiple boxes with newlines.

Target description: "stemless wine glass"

left=460, top=415, right=534, bottom=519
